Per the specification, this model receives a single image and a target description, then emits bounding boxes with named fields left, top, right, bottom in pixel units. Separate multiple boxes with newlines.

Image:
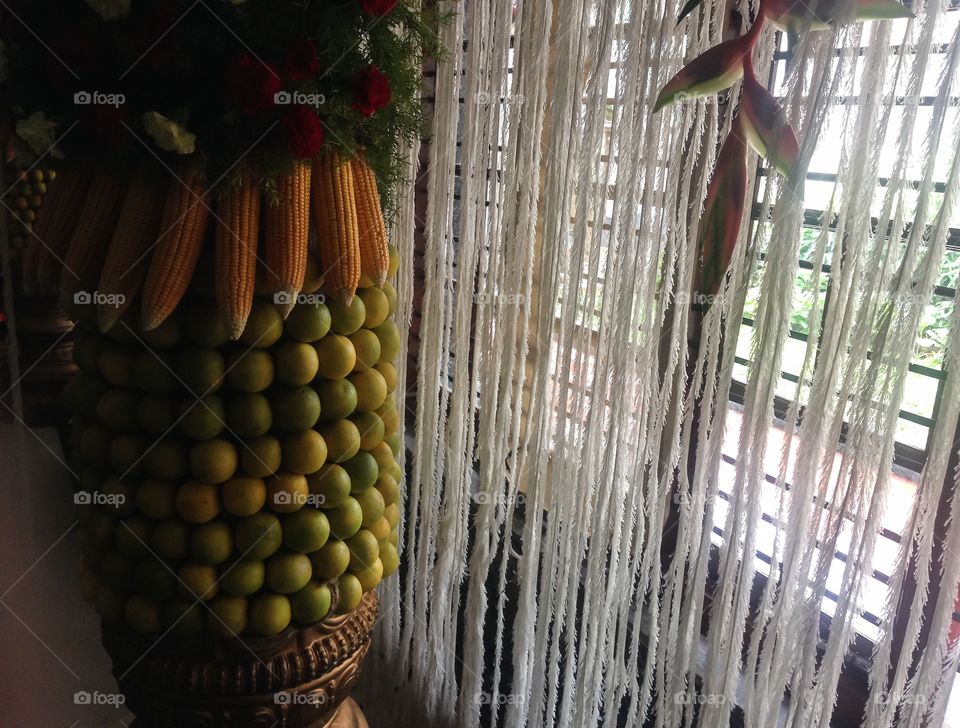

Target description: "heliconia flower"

left=763, top=0, right=912, bottom=33
left=740, top=58, right=799, bottom=180
left=654, top=22, right=761, bottom=112
left=696, top=113, right=749, bottom=301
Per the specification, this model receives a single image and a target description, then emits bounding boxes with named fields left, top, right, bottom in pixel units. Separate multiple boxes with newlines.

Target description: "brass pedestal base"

left=325, top=698, right=369, bottom=728
left=103, top=591, right=378, bottom=727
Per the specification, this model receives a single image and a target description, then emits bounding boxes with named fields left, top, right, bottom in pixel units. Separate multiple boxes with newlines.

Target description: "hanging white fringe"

left=360, top=1, right=960, bottom=726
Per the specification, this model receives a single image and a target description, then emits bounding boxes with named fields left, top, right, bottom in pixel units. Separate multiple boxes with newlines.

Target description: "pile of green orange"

left=67, top=250, right=403, bottom=638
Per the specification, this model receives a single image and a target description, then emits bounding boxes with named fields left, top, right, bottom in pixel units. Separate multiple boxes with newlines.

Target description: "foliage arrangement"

left=656, top=0, right=912, bottom=301
left=0, top=0, right=444, bottom=206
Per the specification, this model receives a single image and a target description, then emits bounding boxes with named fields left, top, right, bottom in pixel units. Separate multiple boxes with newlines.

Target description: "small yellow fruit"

left=265, top=552, right=313, bottom=594
left=250, top=592, right=292, bottom=636
left=189, top=438, right=238, bottom=484
left=348, top=329, right=382, bottom=371
left=313, top=334, right=356, bottom=380
left=240, top=436, right=282, bottom=478
left=381, top=282, right=397, bottom=316
left=328, top=296, right=366, bottom=336
left=222, top=476, right=267, bottom=517
left=176, top=481, right=221, bottom=524
left=358, top=287, right=389, bottom=328
left=307, top=464, right=352, bottom=509
left=281, top=429, right=328, bottom=475
left=227, top=349, right=275, bottom=393
left=290, top=581, right=332, bottom=624
left=310, top=540, right=350, bottom=580
left=220, top=559, right=265, bottom=597
left=319, top=420, right=361, bottom=463
left=350, top=411, right=384, bottom=451
left=336, top=573, right=363, bottom=613
left=284, top=301, right=331, bottom=343
left=239, top=301, right=284, bottom=348
left=353, top=558, right=383, bottom=593
left=274, top=341, right=320, bottom=385
left=190, top=521, right=234, bottom=565
left=266, top=470, right=310, bottom=513
left=226, top=393, right=273, bottom=438
left=207, top=595, right=248, bottom=637
left=380, top=542, right=399, bottom=577
left=178, top=562, right=219, bottom=601
left=349, top=369, right=387, bottom=413
left=235, top=513, right=283, bottom=560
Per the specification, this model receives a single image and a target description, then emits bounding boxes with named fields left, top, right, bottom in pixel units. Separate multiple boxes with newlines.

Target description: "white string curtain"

left=361, top=0, right=960, bottom=726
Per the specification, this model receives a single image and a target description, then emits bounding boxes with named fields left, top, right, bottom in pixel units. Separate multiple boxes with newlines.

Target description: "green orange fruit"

left=307, top=464, right=352, bottom=509
left=282, top=509, right=330, bottom=553
left=178, top=561, right=219, bottom=601
left=271, top=386, right=321, bottom=431
left=335, top=573, right=363, bottom=613
left=176, top=481, right=220, bottom=524
left=281, top=429, right=328, bottom=475
left=250, top=592, right=291, bottom=636
left=190, top=521, right=233, bottom=565
left=342, top=451, right=379, bottom=492
left=222, top=476, right=267, bottom=517
left=274, top=341, right=320, bottom=385
left=207, top=595, right=248, bottom=637
left=309, top=540, right=350, bottom=580
left=220, top=559, right=265, bottom=597
left=239, top=301, right=283, bottom=348
left=227, top=349, right=275, bottom=393
left=240, top=436, right=282, bottom=478
left=290, top=581, right=332, bottom=624
left=235, top=513, right=283, bottom=560
left=189, top=438, right=238, bottom=484
left=313, top=334, right=356, bottom=380
left=319, top=420, right=361, bottom=463
left=265, top=552, right=313, bottom=594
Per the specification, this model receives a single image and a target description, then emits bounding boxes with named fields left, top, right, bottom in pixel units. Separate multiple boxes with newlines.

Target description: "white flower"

left=143, top=112, right=197, bottom=155
left=16, top=112, right=63, bottom=159
left=86, top=0, right=131, bottom=21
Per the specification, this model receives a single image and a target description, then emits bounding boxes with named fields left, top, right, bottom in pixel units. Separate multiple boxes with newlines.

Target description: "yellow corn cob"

left=351, top=157, right=390, bottom=286
left=96, top=162, right=166, bottom=333
left=264, top=163, right=310, bottom=317
left=140, top=173, right=211, bottom=331
left=60, top=163, right=130, bottom=311
left=35, top=161, right=88, bottom=296
left=312, top=153, right=360, bottom=306
left=215, top=182, right=261, bottom=340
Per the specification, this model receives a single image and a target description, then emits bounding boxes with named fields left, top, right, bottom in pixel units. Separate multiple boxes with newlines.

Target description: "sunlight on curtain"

left=363, top=1, right=960, bottom=726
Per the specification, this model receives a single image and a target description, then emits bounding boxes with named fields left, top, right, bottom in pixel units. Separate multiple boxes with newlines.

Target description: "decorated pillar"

left=1, top=1, right=439, bottom=724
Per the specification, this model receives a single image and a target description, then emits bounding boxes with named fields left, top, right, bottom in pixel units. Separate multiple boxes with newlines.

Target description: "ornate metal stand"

left=102, top=591, right=378, bottom=727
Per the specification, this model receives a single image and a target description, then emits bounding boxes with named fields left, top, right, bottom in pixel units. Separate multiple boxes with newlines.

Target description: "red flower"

left=284, top=38, right=321, bottom=81
left=361, top=0, right=399, bottom=16
left=282, top=105, right=325, bottom=159
left=352, top=66, right=391, bottom=117
left=229, top=54, right=282, bottom=116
